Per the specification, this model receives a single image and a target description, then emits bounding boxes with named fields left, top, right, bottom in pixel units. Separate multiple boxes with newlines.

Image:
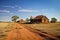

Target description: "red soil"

left=6, top=23, right=44, bottom=40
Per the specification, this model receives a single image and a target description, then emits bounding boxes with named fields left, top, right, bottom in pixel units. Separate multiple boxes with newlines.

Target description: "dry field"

left=0, top=22, right=14, bottom=40
left=0, top=22, right=60, bottom=40
left=24, top=22, right=60, bottom=38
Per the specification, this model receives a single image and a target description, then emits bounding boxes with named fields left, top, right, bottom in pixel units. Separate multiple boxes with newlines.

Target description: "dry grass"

left=0, top=23, right=9, bottom=27
left=24, top=22, right=60, bottom=37
left=0, top=22, right=14, bottom=40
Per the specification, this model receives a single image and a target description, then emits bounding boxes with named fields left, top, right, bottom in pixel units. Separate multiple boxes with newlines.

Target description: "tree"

left=11, top=15, right=19, bottom=22
left=26, top=18, right=30, bottom=22
left=51, top=17, right=57, bottom=23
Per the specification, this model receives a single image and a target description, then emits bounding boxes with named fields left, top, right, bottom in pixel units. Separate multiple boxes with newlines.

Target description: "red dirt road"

left=6, top=23, right=44, bottom=40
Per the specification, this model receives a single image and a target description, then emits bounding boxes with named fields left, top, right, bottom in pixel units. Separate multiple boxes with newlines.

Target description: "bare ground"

left=6, top=23, right=44, bottom=40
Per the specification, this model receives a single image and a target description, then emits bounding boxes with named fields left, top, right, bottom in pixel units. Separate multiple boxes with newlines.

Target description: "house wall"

left=30, top=15, right=49, bottom=23
left=17, top=19, right=25, bottom=23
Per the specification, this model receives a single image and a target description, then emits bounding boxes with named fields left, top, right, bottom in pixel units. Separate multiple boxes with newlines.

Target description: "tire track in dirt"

left=22, top=24, right=60, bottom=40
left=6, top=23, right=44, bottom=40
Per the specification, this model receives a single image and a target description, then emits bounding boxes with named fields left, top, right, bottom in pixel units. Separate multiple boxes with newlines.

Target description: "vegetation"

left=24, top=22, right=60, bottom=37
left=0, top=22, right=14, bottom=40
left=26, top=18, right=30, bottom=22
left=51, top=17, right=57, bottom=23
left=11, top=15, right=19, bottom=22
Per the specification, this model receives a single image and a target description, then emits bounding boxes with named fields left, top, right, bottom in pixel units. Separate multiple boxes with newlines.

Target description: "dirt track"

left=6, top=23, right=44, bottom=40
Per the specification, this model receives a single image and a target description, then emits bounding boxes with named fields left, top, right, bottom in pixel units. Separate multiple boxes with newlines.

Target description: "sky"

left=0, top=0, right=60, bottom=21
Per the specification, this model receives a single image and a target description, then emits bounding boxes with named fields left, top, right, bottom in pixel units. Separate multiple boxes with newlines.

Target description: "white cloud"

left=2, top=5, right=22, bottom=9
left=18, top=9, right=39, bottom=12
left=42, top=9, right=48, bottom=11
left=0, top=10, right=14, bottom=15
left=15, top=5, right=21, bottom=8
left=3, top=6, right=14, bottom=8
left=0, top=10, right=10, bottom=13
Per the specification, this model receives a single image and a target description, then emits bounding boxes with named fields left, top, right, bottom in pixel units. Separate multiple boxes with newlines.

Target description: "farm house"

left=17, top=19, right=25, bottom=23
left=30, top=15, right=49, bottom=23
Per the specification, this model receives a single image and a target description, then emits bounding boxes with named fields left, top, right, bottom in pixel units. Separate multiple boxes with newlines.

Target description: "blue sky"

left=0, top=0, right=60, bottom=21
